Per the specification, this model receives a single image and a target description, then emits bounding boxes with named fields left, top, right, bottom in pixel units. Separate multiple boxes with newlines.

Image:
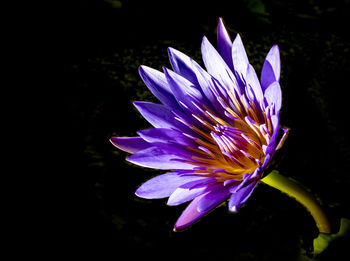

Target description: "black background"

left=60, top=0, right=350, bottom=260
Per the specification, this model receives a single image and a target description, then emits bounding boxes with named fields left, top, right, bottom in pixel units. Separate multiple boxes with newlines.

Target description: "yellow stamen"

left=227, top=90, right=245, bottom=117
left=192, top=114, right=215, bottom=132
left=190, top=125, right=213, bottom=141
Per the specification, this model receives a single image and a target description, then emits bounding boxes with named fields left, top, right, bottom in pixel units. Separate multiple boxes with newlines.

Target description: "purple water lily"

left=111, top=19, right=289, bottom=231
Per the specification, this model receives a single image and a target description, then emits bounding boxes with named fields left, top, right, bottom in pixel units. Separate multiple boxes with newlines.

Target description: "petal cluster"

left=111, top=19, right=289, bottom=231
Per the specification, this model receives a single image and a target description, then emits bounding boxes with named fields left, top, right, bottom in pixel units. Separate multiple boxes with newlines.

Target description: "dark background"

left=61, top=0, right=350, bottom=260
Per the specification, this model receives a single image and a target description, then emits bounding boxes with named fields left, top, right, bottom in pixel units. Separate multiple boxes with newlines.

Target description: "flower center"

left=211, top=125, right=264, bottom=179
left=176, top=81, right=274, bottom=182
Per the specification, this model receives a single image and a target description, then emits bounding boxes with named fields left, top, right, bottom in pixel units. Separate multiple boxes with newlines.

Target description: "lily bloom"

left=111, top=19, right=288, bottom=231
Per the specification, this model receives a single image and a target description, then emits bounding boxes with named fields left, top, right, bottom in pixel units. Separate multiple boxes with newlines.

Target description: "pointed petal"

left=232, top=34, right=249, bottom=82
left=173, top=193, right=209, bottom=231
left=217, top=18, right=233, bottom=70
left=127, top=147, right=196, bottom=170
left=246, top=64, right=264, bottom=103
left=230, top=168, right=257, bottom=193
left=133, top=101, right=188, bottom=131
left=167, top=47, right=201, bottom=86
left=110, top=136, right=151, bottom=154
left=180, top=177, right=216, bottom=189
left=271, top=114, right=280, bottom=133
left=135, top=172, right=206, bottom=199
left=167, top=185, right=208, bottom=206
left=261, top=62, right=275, bottom=92
left=147, top=141, right=207, bottom=159
left=228, top=180, right=258, bottom=211
left=261, top=153, right=271, bottom=171
left=197, top=184, right=231, bottom=213
left=138, top=66, right=179, bottom=108
left=137, top=128, right=196, bottom=147
left=190, top=62, right=229, bottom=118
left=201, top=36, right=239, bottom=94
left=264, top=81, right=282, bottom=112
left=261, top=45, right=280, bottom=91
left=163, top=67, right=205, bottom=115
left=264, top=114, right=280, bottom=155
left=166, top=49, right=227, bottom=118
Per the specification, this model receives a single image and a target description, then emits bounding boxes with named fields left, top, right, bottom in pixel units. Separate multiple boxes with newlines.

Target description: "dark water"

left=63, top=0, right=350, bottom=260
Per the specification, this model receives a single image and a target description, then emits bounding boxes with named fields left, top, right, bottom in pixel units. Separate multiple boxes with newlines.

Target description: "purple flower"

left=111, top=19, right=289, bottom=231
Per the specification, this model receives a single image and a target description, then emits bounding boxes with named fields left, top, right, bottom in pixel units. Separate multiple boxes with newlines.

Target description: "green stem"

left=261, top=170, right=331, bottom=234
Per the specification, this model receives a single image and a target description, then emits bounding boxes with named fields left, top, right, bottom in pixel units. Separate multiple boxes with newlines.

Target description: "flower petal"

left=197, top=184, right=232, bottom=213
left=137, top=128, right=196, bottom=147
left=138, top=65, right=179, bottom=109
left=150, top=141, right=200, bottom=159
left=245, top=64, right=264, bottom=103
left=109, top=136, right=151, bottom=154
left=261, top=45, right=280, bottom=91
left=228, top=180, right=258, bottom=211
left=173, top=193, right=209, bottom=231
left=260, top=62, right=274, bottom=92
left=135, top=172, right=207, bottom=199
left=201, top=36, right=240, bottom=94
left=264, top=114, right=280, bottom=155
left=133, top=101, right=189, bottom=131
left=190, top=62, right=230, bottom=119
left=217, top=18, right=233, bottom=70
left=163, top=67, right=205, bottom=115
left=232, top=34, right=249, bottom=83
left=167, top=185, right=208, bottom=206
left=180, top=177, right=216, bottom=189
left=127, top=147, right=196, bottom=170
left=167, top=47, right=202, bottom=86
left=166, top=49, right=228, bottom=118
left=264, top=81, right=282, bottom=113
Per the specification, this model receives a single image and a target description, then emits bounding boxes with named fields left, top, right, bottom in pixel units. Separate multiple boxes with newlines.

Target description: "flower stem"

left=261, top=170, right=331, bottom=234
